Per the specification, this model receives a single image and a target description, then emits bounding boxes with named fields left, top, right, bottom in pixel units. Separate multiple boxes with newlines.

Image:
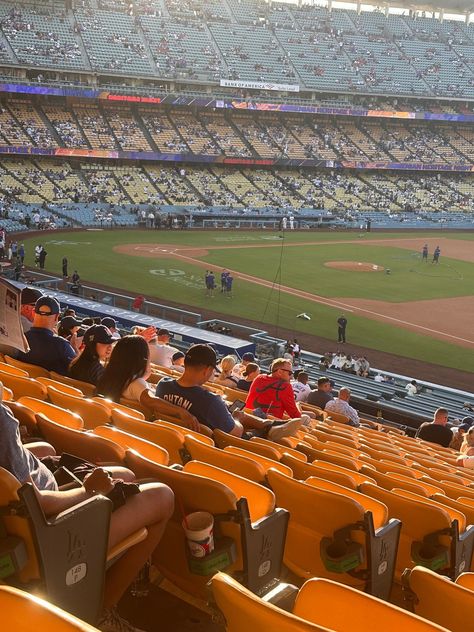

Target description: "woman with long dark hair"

left=69, top=324, right=113, bottom=385
left=96, top=335, right=200, bottom=430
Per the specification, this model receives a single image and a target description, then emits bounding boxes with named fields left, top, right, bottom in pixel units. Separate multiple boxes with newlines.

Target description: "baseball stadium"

left=0, top=0, right=474, bottom=631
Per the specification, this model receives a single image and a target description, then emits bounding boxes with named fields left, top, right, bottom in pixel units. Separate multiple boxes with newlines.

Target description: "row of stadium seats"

left=2, top=1, right=474, bottom=97
left=2, top=98, right=474, bottom=165
left=2, top=351, right=474, bottom=630
left=2, top=159, right=474, bottom=225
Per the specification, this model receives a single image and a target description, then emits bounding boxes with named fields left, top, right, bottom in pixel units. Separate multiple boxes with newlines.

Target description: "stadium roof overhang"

left=345, top=0, right=474, bottom=14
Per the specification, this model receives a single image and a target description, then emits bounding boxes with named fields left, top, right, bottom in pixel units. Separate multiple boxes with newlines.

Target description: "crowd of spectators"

left=3, top=1, right=474, bottom=97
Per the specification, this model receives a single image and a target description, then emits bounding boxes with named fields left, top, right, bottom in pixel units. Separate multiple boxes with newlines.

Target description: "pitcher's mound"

left=325, top=261, right=384, bottom=272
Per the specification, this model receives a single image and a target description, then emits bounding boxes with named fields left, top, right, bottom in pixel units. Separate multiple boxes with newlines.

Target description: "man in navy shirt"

left=156, top=344, right=243, bottom=436
left=18, top=295, right=76, bottom=375
left=156, top=344, right=304, bottom=440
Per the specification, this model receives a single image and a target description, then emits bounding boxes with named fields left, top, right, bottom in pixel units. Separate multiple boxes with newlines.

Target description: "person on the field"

left=337, top=314, right=348, bottom=343
left=432, top=245, right=441, bottom=264
left=422, top=244, right=428, bottom=262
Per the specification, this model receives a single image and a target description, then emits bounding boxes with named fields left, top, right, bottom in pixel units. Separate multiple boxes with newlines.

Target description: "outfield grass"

left=22, top=230, right=474, bottom=372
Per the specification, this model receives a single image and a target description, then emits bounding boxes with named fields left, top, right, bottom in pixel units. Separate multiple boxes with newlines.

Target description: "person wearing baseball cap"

left=69, top=324, right=115, bottom=385
left=232, top=351, right=256, bottom=379
left=0, top=286, right=44, bottom=358
left=17, top=295, right=77, bottom=375
left=101, top=317, right=121, bottom=340
left=156, top=344, right=304, bottom=440
left=20, top=287, right=44, bottom=333
left=156, top=344, right=244, bottom=436
left=148, top=327, right=178, bottom=368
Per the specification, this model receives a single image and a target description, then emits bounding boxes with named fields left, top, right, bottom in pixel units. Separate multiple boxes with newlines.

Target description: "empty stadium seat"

left=36, top=415, right=125, bottom=464
left=211, top=571, right=446, bottom=632
left=403, top=565, right=474, bottom=632
left=47, top=391, right=110, bottom=430
left=18, top=397, right=83, bottom=430
left=0, top=585, right=101, bottom=631
left=93, top=426, right=169, bottom=465
left=267, top=470, right=400, bottom=599
left=360, top=483, right=474, bottom=580
left=0, top=371, right=47, bottom=400
left=184, top=436, right=267, bottom=483
left=4, top=356, right=50, bottom=379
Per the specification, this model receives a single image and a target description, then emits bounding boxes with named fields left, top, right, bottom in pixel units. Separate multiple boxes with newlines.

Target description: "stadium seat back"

left=4, top=400, right=38, bottom=434
left=111, top=412, right=185, bottom=464
left=36, top=414, right=125, bottom=464
left=404, top=565, right=474, bottom=632
left=250, top=437, right=307, bottom=462
left=267, top=470, right=400, bottom=599
left=49, top=373, right=96, bottom=398
left=0, top=371, right=47, bottom=400
left=47, top=391, right=110, bottom=430
left=211, top=572, right=329, bottom=632
left=361, top=483, right=474, bottom=580
left=4, top=356, right=50, bottom=378
left=213, top=429, right=281, bottom=460
left=0, top=585, right=101, bottom=631
left=0, top=361, right=29, bottom=377
left=18, top=397, right=83, bottom=430
left=126, top=452, right=288, bottom=599
left=224, top=446, right=292, bottom=477
left=93, top=426, right=169, bottom=465
left=294, top=576, right=447, bottom=632
left=39, top=379, right=84, bottom=398
left=185, top=436, right=266, bottom=483
left=0, top=467, right=110, bottom=624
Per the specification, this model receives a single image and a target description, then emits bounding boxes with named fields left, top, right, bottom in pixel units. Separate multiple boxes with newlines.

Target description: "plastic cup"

left=182, top=511, right=214, bottom=558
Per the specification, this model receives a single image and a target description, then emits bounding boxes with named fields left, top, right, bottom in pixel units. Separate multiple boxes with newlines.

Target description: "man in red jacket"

left=246, top=357, right=302, bottom=419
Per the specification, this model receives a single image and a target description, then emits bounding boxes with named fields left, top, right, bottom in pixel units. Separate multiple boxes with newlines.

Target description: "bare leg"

left=103, top=483, right=174, bottom=609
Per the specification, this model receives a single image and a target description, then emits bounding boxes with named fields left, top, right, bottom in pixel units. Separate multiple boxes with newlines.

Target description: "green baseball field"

left=22, top=230, right=474, bottom=373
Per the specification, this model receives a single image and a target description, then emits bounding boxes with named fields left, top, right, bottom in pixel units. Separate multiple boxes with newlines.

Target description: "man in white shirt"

left=148, top=328, right=179, bottom=368
left=405, top=380, right=418, bottom=396
left=325, top=387, right=360, bottom=427
left=291, top=371, right=311, bottom=402
left=374, top=373, right=384, bottom=383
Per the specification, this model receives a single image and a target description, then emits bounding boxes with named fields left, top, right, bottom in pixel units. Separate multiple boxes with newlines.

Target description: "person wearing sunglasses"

left=245, top=357, right=303, bottom=420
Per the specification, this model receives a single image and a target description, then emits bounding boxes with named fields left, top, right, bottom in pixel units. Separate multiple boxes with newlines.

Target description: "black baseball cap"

left=21, top=287, right=44, bottom=306
left=158, top=328, right=172, bottom=337
left=242, top=352, right=255, bottom=362
left=83, top=325, right=114, bottom=345
left=172, top=351, right=185, bottom=362
left=185, top=344, right=218, bottom=368
left=35, top=296, right=60, bottom=316
left=60, top=315, right=82, bottom=329
left=101, top=317, right=117, bottom=329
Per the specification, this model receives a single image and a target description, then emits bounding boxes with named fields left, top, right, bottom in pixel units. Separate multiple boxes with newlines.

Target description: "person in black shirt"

left=236, top=362, right=260, bottom=393
left=416, top=408, right=453, bottom=448
left=307, top=376, right=334, bottom=409
left=337, top=314, right=348, bottom=343
left=69, top=324, right=114, bottom=386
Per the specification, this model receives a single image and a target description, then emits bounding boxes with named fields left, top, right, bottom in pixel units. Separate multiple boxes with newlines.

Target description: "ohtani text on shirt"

left=161, top=393, right=193, bottom=410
